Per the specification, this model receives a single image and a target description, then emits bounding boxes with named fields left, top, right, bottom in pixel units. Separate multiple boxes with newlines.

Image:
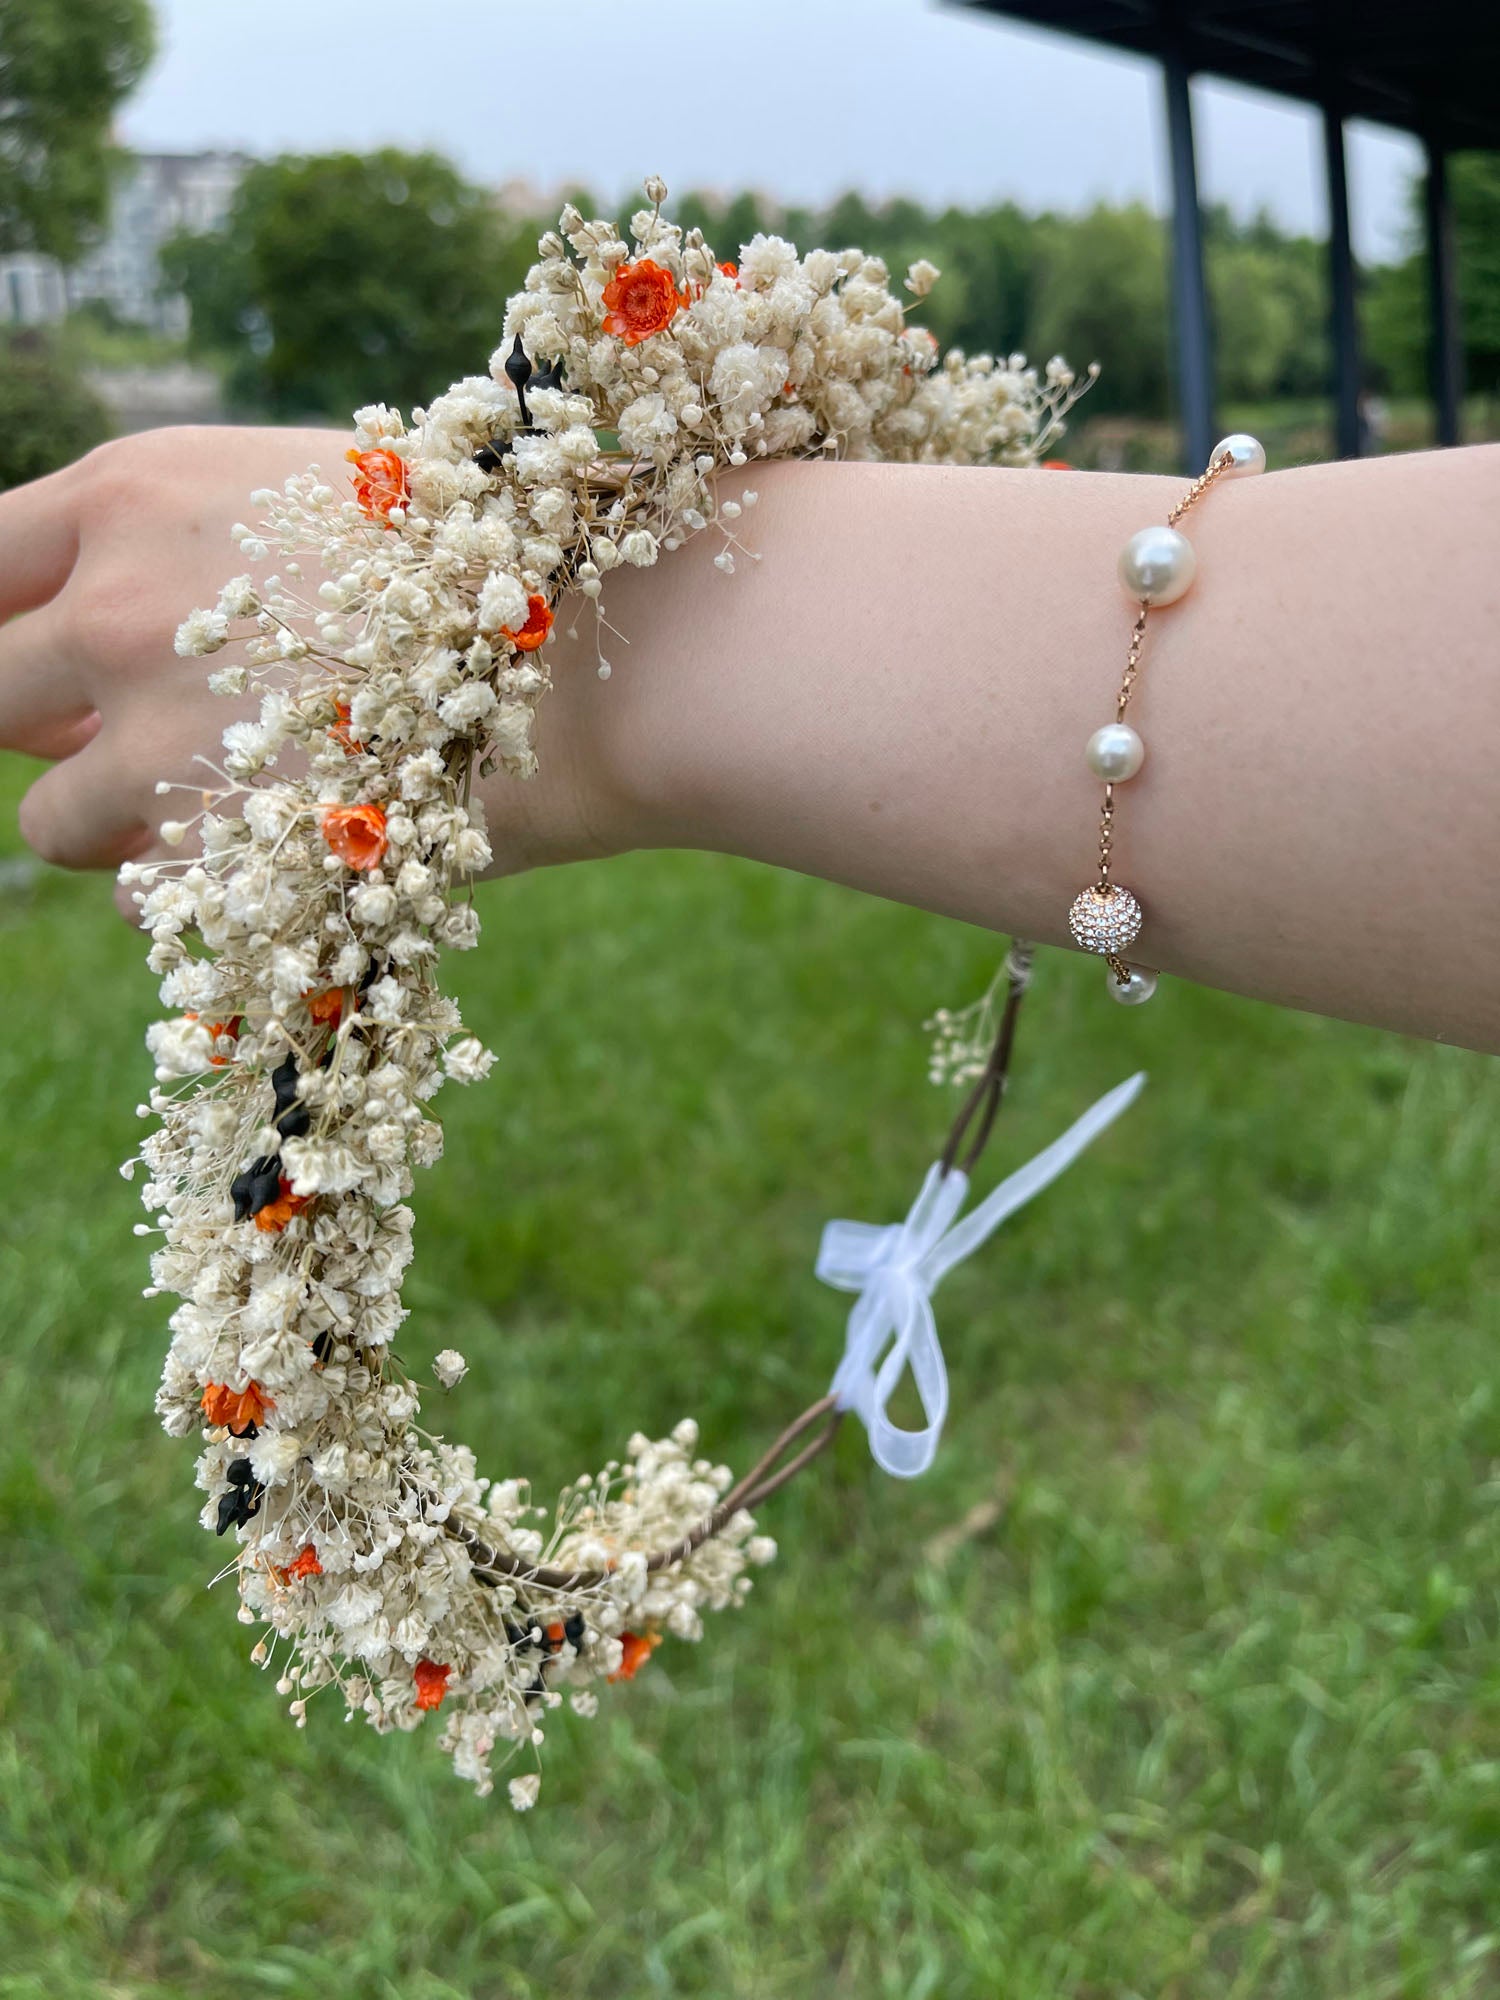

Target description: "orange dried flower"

left=253, top=1180, right=312, bottom=1234
left=413, top=1658, right=451, bottom=1711
left=690, top=261, right=739, bottom=303
left=330, top=701, right=364, bottom=754
left=500, top=594, right=553, bottom=653
left=1042, top=459, right=1073, bottom=470
left=320, top=802, right=387, bottom=871
left=601, top=258, right=687, bottom=345
left=306, top=987, right=345, bottom=1028
left=286, top=1544, right=322, bottom=1580
left=345, top=445, right=409, bottom=524
left=201, top=1379, right=273, bottom=1434
left=185, top=1012, right=241, bottom=1067
left=608, top=1630, right=660, bottom=1684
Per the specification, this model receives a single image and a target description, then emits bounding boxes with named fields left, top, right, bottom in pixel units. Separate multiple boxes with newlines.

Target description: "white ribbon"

left=816, top=1072, right=1146, bottom=1478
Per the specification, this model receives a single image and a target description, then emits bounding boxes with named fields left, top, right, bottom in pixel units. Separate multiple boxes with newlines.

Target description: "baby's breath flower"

left=443, top=1036, right=494, bottom=1084
left=175, top=607, right=229, bottom=656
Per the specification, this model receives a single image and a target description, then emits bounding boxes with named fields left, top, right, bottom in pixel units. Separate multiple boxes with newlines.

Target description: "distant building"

left=0, top=255, right=69, bottom=326
left=0, top=150, right=253, bottom=334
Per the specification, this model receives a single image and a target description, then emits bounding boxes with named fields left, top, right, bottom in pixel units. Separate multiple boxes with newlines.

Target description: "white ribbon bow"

left=816, top=1072, right=1146, bottom=1478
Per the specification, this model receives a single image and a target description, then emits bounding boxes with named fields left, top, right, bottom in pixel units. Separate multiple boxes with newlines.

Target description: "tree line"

left=3, top=0, right=1497, bottom=471
left=154, top=150, right=1500, bottom=429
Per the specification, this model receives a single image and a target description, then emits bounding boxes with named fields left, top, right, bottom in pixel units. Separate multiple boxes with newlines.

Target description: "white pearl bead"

left=1212, top=433, right=1266, bottom=477
left=1107, top=965, right=1158, bottom=1006
left=1086, top=722, right=1144, bottom=782
left=1118, top=525, right=1196, bottom=605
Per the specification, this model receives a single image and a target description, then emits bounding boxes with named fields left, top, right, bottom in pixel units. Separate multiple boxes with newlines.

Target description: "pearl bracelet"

left=1068, top=432, right=1267, bottom=1003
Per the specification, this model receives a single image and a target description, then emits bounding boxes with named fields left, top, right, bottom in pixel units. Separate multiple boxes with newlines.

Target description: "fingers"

left=16, top=728, right=154, bottom=871
left=20, top=706, right=102, bottom=761
left=0, top=602, right=93, bottom=753
left=0, top=456, right=83, bottom=626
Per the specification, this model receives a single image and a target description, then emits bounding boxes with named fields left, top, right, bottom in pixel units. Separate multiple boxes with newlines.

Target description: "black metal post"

left=1423, top=136, right=1463, bottom=447
left=1321, top=100, right=1363, bottom=458
left=1161, top=40, right=1215, bottom=470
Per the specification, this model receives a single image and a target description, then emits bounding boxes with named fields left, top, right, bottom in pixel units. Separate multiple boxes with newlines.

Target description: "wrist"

left=470, top=579, right=666, bottom=876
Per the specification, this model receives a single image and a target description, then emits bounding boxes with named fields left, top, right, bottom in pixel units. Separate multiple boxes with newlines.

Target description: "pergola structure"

left=951, top=2, right=1500, bottom=463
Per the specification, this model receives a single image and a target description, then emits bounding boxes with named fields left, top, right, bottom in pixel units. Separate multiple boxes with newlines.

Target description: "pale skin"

left=1, top=425, right=1496, bottom=1051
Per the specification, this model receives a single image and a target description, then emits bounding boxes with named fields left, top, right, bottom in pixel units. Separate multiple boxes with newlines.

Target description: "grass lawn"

left=1, top=745, right=1498, bottom=2000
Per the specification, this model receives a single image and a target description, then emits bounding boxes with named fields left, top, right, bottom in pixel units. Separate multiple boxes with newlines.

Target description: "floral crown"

left=133, top=179, right=1101, bottom=1805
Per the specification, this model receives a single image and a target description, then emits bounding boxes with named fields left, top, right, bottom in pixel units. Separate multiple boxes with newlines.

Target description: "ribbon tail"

left=821, top=1072, right=1144, bottom=1483
left=925, top=1071, right=1147, bottom=1284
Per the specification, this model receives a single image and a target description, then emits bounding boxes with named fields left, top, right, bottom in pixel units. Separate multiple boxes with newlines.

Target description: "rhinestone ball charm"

left=1068, top=883, right=1144, bottom=956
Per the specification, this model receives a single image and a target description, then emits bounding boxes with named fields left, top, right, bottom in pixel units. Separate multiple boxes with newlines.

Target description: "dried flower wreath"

left=130, top=180, right=1138, bottom=1805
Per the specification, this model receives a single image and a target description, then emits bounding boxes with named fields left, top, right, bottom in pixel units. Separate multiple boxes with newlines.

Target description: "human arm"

left=538, top=443, right=1500, bottom=1051
left=2, top=428, right=1496, bottom=1050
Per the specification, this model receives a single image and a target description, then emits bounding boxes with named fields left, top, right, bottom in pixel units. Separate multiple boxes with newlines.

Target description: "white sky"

left=118, top=0, right=1424, bottom=264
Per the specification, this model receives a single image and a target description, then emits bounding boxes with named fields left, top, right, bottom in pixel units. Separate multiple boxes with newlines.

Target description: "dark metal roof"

left=949, top=2, right=1500, bottom=150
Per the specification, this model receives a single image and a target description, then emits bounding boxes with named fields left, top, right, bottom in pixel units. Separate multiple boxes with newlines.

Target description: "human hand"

left=0, top=425, right=620, bottom=919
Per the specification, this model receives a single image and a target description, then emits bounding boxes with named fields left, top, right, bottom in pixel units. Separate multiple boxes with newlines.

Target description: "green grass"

left=2, top=747, right=1499, bottom=2000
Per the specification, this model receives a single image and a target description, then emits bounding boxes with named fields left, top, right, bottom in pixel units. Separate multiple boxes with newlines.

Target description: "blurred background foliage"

left=156, top=148, right=541, bottom=422
left=0, top=0, right=155, bottom=262
left=157, top=152, right=1500, bottom=436
left=0, top=327, right=115, bottom=489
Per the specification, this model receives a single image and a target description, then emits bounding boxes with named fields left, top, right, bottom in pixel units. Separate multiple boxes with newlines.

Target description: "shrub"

left=0, top=328, right=113, bottom=491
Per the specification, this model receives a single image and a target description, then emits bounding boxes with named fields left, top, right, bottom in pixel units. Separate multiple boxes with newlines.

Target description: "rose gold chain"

left=1114, top=604, right=1150, bottom=723
left=1097, top=784, right=1115, bottom=889
left=1166, top=451, right=1231, bottom=527
left=1095, top=606, right=1147, bottom=894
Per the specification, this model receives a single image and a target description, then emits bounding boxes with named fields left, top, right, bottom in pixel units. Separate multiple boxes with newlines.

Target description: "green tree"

left=920, top=202, right=1038, bottom=363
left=1365, top=153, right=1500, bottom=404
left=1204, top=206, right=1327, bottom=402
left=0, top=0, right=155, bottom=259
left=1029, top=204, right=1171, bottom=417
left=162, top=149, right=542, bottom=421
left=1453, top=153, right=1500, bottom=391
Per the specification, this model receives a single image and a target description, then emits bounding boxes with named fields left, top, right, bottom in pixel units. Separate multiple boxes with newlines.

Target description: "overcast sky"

left=119, top=0, right=1423, bottom=264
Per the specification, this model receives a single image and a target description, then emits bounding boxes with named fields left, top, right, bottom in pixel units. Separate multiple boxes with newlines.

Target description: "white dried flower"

left=476, top=570, right=530, bottom=635
left=619, top=529, right=658, bottom=567
left=443, top=1036, right=494, bottom=1084
left=174, top=607, right=229, bottom=656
